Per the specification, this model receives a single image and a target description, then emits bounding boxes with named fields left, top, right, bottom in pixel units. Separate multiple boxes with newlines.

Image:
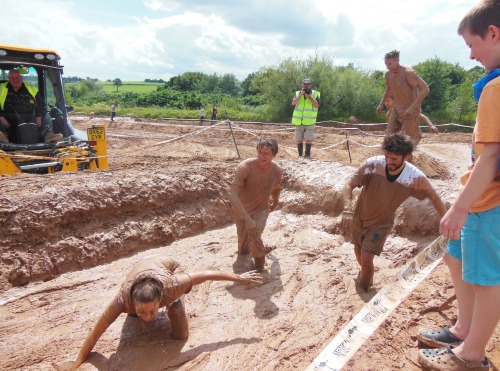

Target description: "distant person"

left=71, top=257, right=263, bottom=370
left=211, top=105, right=217, bottom=121
left=0, top=69, right=63, bottom=143
left=110, top=103, right=116, bottom=121
left=291, top=78, right=321, bottom=159
left=341, top=133, right=447, bottom=291
left=376, top=50, right=430, bottom=146
left=417, top=1, right=500, bottom=370
left=199, top=106, right=205, bottom=123
left=384, top=94, right=438, bottom=134
left=230, top=137, right=282, bottom=271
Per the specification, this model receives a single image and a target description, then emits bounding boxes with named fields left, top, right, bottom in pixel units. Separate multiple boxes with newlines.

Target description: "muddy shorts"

left=295, top=125, right=315, bottom=142
left=388, top=108, right=422, bottom=146
left=446, top=206, right=500, bottom=286
left=352, top=217, right=394, bottom=256
left=235, top=208, right=270, bottom=258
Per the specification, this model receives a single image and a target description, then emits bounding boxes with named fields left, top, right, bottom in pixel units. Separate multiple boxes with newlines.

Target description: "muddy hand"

left=238, top=270, right=264, bottom=286
left=340, top=211, right=353, bottom=240
left=403, top=107, right=419, bottom=120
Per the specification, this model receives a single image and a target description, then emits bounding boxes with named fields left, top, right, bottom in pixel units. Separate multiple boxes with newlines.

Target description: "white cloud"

left=0, top=0, right=480, bottom=81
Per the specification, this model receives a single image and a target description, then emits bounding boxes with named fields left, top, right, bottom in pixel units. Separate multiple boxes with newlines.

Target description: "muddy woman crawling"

left=70, top=258, right=263, bottom=370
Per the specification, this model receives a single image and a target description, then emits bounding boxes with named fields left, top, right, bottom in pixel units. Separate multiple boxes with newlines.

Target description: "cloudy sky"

left=3, top=0, right=480, bottom=82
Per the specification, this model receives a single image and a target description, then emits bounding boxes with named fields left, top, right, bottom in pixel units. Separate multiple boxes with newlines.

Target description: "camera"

left=304, top=87, right=312, bottom=95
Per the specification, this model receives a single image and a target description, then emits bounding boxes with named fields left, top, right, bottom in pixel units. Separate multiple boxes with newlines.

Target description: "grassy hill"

left=65, top=81, right=164, bottom=94
left=100, top=81, right=164, bottom=93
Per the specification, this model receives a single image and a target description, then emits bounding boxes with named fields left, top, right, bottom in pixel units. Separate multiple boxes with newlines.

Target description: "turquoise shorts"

left=446, top=205, right=500, bottom=286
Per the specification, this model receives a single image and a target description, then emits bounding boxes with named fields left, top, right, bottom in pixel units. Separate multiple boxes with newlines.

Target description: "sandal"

left=417, top=327, right=463, bottom=348
left=418, top=346, right=490, bottom=371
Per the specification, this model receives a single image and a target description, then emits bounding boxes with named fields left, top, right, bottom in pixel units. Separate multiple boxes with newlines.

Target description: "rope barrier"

left=317, top=140, right=348, bottom=151
left=151, top=120, right=225, bottom=146
left=346, top=139, right=384, bottom=148
left=73, top=118, right=471, bottom=162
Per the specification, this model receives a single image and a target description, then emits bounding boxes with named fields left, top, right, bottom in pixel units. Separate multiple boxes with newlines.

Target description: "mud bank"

left=0, top=119, right=498, bottom=370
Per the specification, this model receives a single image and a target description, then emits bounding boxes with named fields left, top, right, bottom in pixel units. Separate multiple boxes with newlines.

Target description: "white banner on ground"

left=307, top=236, right=449, bottom=371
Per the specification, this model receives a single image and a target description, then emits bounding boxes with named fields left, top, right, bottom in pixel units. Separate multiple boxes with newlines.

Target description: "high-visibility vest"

left=292, top=90, right=320, bottom=126
left=0, top=82, right=39, bottom=110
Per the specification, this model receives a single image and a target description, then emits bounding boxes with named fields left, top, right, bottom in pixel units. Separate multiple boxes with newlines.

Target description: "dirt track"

left=0, top=118, right=498, bottom=370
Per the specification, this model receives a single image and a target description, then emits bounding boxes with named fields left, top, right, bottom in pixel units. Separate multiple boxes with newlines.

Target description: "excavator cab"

left=0, top=44, right=108, bottom=174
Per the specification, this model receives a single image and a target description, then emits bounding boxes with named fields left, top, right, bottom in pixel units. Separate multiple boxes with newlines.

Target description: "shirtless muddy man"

left=376, top=50, right=430, bottom=146
left=230, top=137, right=283, bottom=271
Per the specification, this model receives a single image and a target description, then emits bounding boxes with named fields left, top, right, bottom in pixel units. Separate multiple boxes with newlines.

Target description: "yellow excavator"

left=0, top=44, right=108, bottom=175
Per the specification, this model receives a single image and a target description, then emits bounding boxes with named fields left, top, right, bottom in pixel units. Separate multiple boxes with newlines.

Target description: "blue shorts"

left=446, top=206, right=500, bottom=286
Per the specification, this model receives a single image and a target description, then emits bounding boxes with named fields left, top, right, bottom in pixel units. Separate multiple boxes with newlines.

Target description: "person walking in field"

left=199, top=106, right=205, bottom=124
left=110, top=103, right=116, bottom=121
left=211, top=105, right=217, bottom=121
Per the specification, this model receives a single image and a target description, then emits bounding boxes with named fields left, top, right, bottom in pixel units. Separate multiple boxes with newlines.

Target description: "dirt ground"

left=0, top=117, right=498, bottom=370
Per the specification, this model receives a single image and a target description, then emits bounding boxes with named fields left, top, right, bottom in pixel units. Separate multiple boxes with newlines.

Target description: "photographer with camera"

left=291, top=78, right=320, bottom=159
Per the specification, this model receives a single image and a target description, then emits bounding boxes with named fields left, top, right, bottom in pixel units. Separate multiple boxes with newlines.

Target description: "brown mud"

left=0, top=118, right=498, bottom=370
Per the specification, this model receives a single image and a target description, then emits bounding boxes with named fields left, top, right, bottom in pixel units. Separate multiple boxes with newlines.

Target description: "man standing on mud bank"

left=376, top=50, right=430, bottom=147
left=341, top=133, right=447, bottom=292
left=230, top=137, right=283, bottom=271
left=292, top=78, right=321, bottom=159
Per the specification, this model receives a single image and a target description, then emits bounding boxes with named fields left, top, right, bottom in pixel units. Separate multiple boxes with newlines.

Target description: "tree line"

left=64, top=53, right=484, bottom=125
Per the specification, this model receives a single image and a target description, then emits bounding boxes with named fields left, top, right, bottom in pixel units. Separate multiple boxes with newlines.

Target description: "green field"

left=101, top=81, right=164, bottom=93
left=66, top=81, right=164, bottom=94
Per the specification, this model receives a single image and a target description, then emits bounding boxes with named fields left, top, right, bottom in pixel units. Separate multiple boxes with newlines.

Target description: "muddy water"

left=0, top=120, right=498, bottom=370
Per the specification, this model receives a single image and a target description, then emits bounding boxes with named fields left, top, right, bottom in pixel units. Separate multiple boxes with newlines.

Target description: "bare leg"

left=358, top=248, right=375, bottom=291
left=354, top=245, right=361, bottom=266
left=444, top=253, right=473, bottom=340
left=168, top=297, right=189, bottom=340
left=254, top=256, right=265, bottom=271
left=453, top=284, right=500, bottom=362
left=236, top=220, right=250, bottom=255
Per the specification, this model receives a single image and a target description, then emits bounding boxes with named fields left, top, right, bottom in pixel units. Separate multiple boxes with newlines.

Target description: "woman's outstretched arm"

left=188, top=270, right=263, bottom=288
left=71, top=299, right=122, bottom=370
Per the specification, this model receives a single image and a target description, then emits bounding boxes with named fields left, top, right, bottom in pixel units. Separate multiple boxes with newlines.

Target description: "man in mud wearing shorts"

left=384, top=94, right=439, bottom=134
left=376, top=50, right=430, bottom=147
left=341, top=133, right=447, bottom=291
left=230, top=137, right=282, bottom=271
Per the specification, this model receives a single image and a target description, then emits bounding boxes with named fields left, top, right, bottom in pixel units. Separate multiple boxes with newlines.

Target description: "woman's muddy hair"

left=382, top=133, right=414, bottom=157
left=256, top=137, right=279, bottom=155
left=131, top=278, right=163, bottom=304
left=458, top=0, right=500, bottom=38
